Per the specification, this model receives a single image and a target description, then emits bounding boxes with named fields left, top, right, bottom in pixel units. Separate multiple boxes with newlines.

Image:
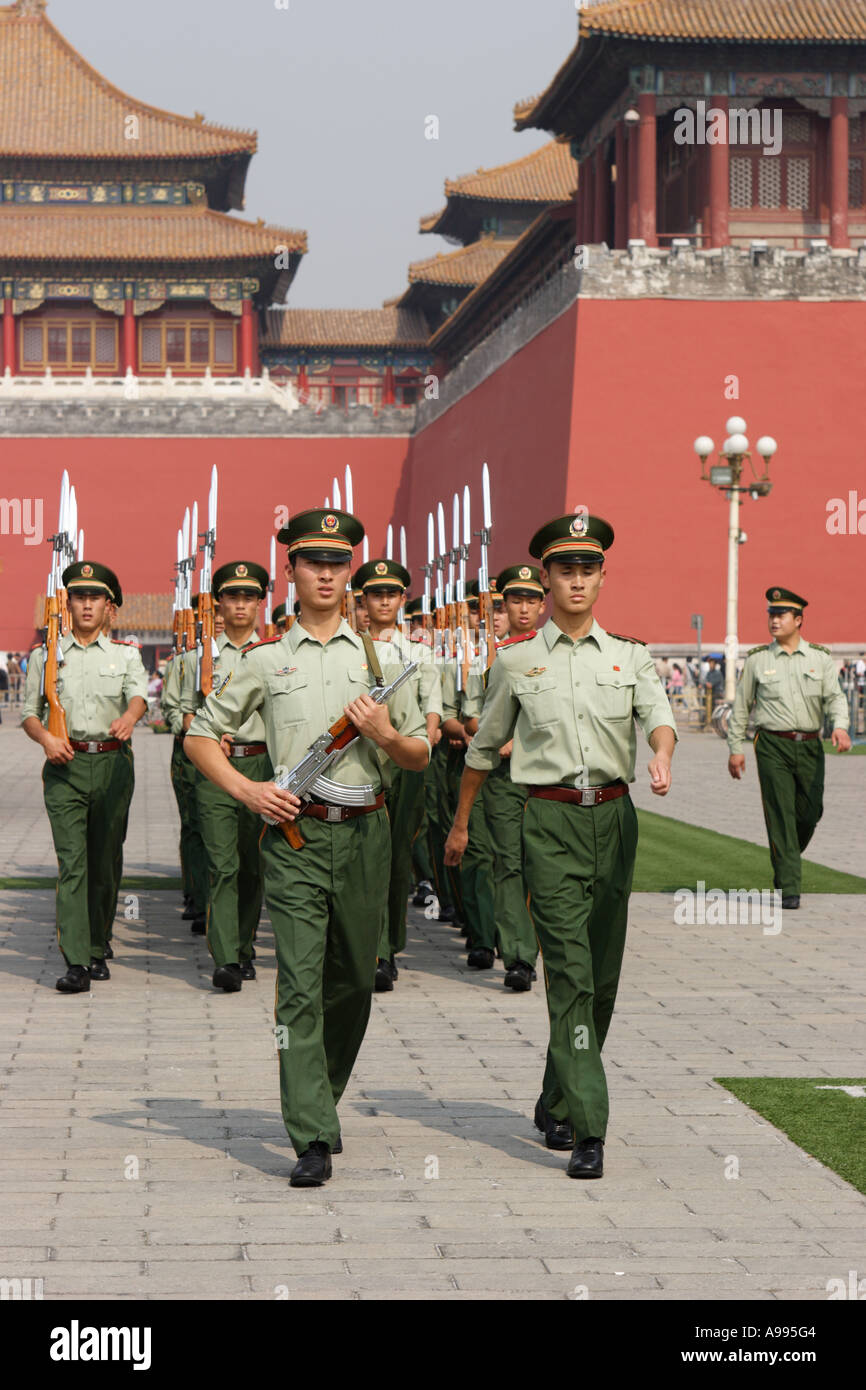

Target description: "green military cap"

left=529, top=513, right=614, bottom=566
left=404, top=596, right=426, bottom=618
left=766, top=585, right=808, bottom=612
left=496, top=563, right=547, bottom=598
left=353, top=558, right=411, bottom=592
left=272, top=603, right=286, bottom=626
left=465, top=579, right=479, bottom=600
left=293, top=599, right=301, bottom=616
left=465, top=578, right=503, bottom=607
left=212, top=561, right=269, bottom=597
left=63, top=560, right=122, bottom=606
left=277, top=508, right=364, bottom=563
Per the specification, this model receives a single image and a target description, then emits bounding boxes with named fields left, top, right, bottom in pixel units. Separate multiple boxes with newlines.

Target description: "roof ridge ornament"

left=16, top=0, right=48, bottom=13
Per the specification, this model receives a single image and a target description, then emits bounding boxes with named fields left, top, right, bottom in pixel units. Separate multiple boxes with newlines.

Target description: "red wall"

left=0, top=436, right=409, bottom=650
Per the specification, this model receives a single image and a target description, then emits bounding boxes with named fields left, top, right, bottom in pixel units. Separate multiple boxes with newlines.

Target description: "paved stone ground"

left=1, top=719, right=864, bottom=1300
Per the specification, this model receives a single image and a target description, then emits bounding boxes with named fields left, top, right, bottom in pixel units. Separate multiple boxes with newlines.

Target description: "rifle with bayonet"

left=196, top=467, right=219, bottom=697
left=454, top=486, right=473, bottom=693
left=263, top=657, right=419, bottom=849
left=340, top=465, right=359, bottom=632
left=264, top=535, right=276, bottom=638
left=476, top=462, right=496, bottom=669
left=40, top=470, right=74, bottom=740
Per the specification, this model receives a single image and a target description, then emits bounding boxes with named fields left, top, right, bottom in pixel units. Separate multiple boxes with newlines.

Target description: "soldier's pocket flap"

left=512, top=676, right=557, bottom=697
left=266, top=672, right=309, bottom=696
left=595, top=671, right=637, bottom=688
left=347, top=667, right=374, bottom=688
left=803, top=669, right=823, bottom=682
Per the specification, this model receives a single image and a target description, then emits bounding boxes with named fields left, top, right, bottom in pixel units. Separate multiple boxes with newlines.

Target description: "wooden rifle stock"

left=275, top=710, right=361, bottom=849
left=199, top=591, right=215, bottom=696
left=455, top=599, right=471, bottom=690
left=479, top=590, right=496, bottom=669
left=43, top=594, right=69, bottom=740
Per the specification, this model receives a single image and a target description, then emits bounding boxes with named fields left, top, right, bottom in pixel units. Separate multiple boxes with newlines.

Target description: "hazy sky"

left=49, top=0, right=578, bottom=308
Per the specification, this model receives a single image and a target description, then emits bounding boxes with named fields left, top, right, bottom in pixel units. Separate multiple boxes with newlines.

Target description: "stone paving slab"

left=1, top=723, right=864, bottom=1300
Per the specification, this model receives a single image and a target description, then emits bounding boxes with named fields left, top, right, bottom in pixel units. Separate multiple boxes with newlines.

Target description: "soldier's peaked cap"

left=278, top=509, right=364, bottom=562
left=496, top=563, right=547, bottom=597
left=766, top=586, right=808, bottom=611
left=404, top=596, right=425, bottom=618
left=212, top=561, right=269, bottom=597
left=272, top=603, right=287, bottom=624
left=63, top=561, right=122, bottom=606
left=353, top=558, right=411, bottom=591
left=529, top=514, right=614, bottom=566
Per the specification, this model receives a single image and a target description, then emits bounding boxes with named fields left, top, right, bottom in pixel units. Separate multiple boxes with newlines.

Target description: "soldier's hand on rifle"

left=728, top=754, right=746, bottom=780
left=239, top=780, right=301, bottom=822
left=109, top=713, right=137, bottom=742
left=43, top=733, right=75, bottom=765
left=344, top=693, right=394, bottom=746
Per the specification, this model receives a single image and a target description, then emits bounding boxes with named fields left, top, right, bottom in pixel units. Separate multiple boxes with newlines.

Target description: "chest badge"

left=524, top=666, right=547, bottom=677
left=213, top=671, right=233, bottom=698
left=763, top=670, right=776, bottom=677
left=612, top=665, right=620, bottom=672
left=274, top=666, right=297, bottom=676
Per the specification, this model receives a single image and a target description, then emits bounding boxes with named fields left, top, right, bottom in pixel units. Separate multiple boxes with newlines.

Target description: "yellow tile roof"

left=0, top=204, right=306, bottom=260
left=419, top=141, right=577, bottom=230
left=263, top=307, right=430, bottom=348
left=577, top=0, right=866, bottom=42
left=407, top=237, right=517, bottom=287
left=0, top=1, right=256, bottom=159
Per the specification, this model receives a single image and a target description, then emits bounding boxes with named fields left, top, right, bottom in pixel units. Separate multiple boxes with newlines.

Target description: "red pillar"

left=829, top=95, right=850, bottom=249
left=627, top=123, right=640, bottom=240
left=122, top=298, right=137, bottom=374
left=592, top=145, right=607, bottom=243
left=637, top=93, right=657, bottom=245
left=382, top=363, right=395, bottom=406
left=240, top=298, right=254, bottom=375
left=3, top=299, right=16, bottom=375
left=296, top=361, right=308, bottom=398
left=614, top=121, right=627, bottom=248
left=708, top=94, right=730, bottom=247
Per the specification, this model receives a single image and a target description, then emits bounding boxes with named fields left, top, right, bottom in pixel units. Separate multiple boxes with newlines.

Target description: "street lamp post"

left=693, top=417, right=778, bottom=702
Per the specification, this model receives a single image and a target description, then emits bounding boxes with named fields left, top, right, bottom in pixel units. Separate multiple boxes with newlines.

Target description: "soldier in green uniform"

left=404, top=596, right=439, bottom=906
left=272, top=603, right=288, bottom=635
left=462, top=564, right=548, bottom=990
left=181, top=562, right=273, bottom=992
left=185, top=509, right=428, bottom=1187
left=351, top=558, right=442, bottom=991
left=445, top=515, right=676, bottom=1178
left=161, top=629, right=208, bottom=928
left=21, top=562, right=148, bottom=993
left=727, top=586, right=850, bottom=908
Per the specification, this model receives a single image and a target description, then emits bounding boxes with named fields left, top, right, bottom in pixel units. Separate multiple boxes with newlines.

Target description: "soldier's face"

left=287, top=555, right=350, bottom=612
left=365, top=588, right=403, bottom=627
left=768, top=609, right=800, bottom=640
left=542, top=561, right=604, bottom=615
left=69, top=591, right=109, bottom=634
left=217, top=590, right=260, bottom=629
left=505, top=593, right=544, bottom=633
left=466, top=601, right=480, bottom=633
left=493, top=604, right=509, bottom=638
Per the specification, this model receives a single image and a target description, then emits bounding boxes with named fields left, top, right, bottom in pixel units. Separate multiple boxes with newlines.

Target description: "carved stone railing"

left=0, top=365, right=300, bottom=414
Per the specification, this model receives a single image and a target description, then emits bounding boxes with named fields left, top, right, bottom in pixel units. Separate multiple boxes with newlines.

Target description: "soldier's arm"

left=21, top=650, right=73, bottom=763
left=632, top=648, right=677, bottom=794
left=447, top=660, right=518, bottom=863
left=727, top=655, right=756, bottom=761
left=822, top=655, right=852, bottom=750
left=110, top=647, right=148, bottom=738
left=344, top=672, right=430, bottom=772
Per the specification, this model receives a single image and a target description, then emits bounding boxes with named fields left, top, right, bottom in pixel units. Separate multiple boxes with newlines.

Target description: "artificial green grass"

left=0, top=876, right=183, bottom=891
left=716, top=1077, right=866, bottom=1195
left=823, top=739, right=866, bottom=755
left=633, top=809, right=866, bottom=894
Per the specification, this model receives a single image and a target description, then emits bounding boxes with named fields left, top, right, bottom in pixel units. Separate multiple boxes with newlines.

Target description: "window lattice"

left=141, top=325, right=161, bottom=365
left=758, top=158, right=781, bottom=209
left=21, top=323, right=41, bottom=364
left=213, top=326, right=234, bottom=365
left=783, top=111, right=811, bottom=144
left=850, top=157, right=864, bottom=208
left=730, top=157, right=753, bottom=208
left=786, top=157, right=810, bottom=210
left=94, top=325, right=115, bottom=365
left=850, top=116, right=863, bottom=145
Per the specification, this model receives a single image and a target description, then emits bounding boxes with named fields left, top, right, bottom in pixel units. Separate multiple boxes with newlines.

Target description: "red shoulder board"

left=242, top=635, right=283, bottom=657
left=111, top=639, right=135, bottom=646
left=30, top=641, right=42, bottom=652
left=608, top=633, right=645, bottom=646
left=497, top=630, right=536, bottom=649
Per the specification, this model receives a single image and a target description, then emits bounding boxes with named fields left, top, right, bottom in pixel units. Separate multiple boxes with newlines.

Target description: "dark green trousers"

left=411, top=804, right=434, bottom=883
left=378, top=768, right=426, bottom=959
left=483, top=763, right=537, bottom=968
left=180, top=744, right=208, bottom=914
left=169, top=735, right=192, bottom=898
left=195, top=750, right=272, bottom=967
left=754, top=731, right=824, bottom=896
left=462, top=786, right=497, bottom=951
left=43, top=744, right=135, bottom=967
left=262, top=808, right=390, bottom=1155
left=523, top=793, right=638, bottom=1143
left=425, top=742, right=461, bottom=915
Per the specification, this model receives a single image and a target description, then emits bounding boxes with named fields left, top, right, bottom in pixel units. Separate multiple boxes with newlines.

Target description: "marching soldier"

left=185, top=510, right=429, bottom=1187
left=161, top=621, right=207, bottom=928
left=351, top=558, right=442, bottom=991
left=404, top=596, right=438, bottom=906
left=21, top=562, right=148, bottom=993
left=181, top=562, right=273, bottom=992
left=445, top=515, right=676, bottom=1179
left=727, top=586, right=850, bottom=908
left=462, top=564, right=548, bottom=990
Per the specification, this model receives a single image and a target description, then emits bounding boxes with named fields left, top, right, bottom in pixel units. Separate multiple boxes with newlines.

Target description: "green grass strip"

left=716, top=1077, right=866, bottom=1195
left=823, top=739, right=866, bottom=755
left=633, top=809, right=866, bottom=894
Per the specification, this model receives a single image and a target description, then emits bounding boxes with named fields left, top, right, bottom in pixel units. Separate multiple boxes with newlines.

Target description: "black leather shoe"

left=374, top=959, right=394, bottom=992
left=191, top=915, right=206, bottom=935
left=781, top=895, right=800, bottom=909
left=438, top=903, right=456, bottom=923
left=533, top=1096, right=573, bottom=1150
left=103, top=942, right=114, bottom=960
left=332, top=1134, right=343, bottom=1155
left=239, top=959, right=256, bottom=980
left=89, top=958, right=110, bottom=981
left=56, top=964, right=91, bottom=994
left=504, top=960, right=533, bottom=992
left=250, top=946, right=256, bottom=960
left=467, top=947, right=495, bottom=970
left=181, top=903, right=197, bottom=920
left=389, top=954, right=399, bottom=981
left=412, top=879, right=434, bottom=907
left=289, top=1141, right=332, bottom=1187
left=567, top=1137, right=604, bottom=1179
left=213, top=964, right=242, bottom=992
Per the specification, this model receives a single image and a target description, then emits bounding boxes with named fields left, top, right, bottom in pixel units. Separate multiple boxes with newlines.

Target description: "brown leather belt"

left=304, top=792, right=385, bottom=823
left=529, top=781, right=628, bottom=807
left=228, top=741, right=267, bottom=758
left=763, top=729, right=820, bottom=742
left=70, top=739, right=122, bottom=753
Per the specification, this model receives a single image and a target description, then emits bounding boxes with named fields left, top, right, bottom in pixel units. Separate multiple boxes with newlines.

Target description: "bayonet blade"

left=400, top=526, right=407, bottom=569
left=386, top=525, right=393, bottom=560
left=362, top=536, right=369, bottom=564
left=482, top=463, right=492, bottom=530
left=426, top=513, right=434, bottom=566
left=344, top=465, right=354, bottom=515
left=463, top=486, right=471, bottom=547
left=437, top=502, right=446, bottom=559
left=332, top=477, right=341, bottom=510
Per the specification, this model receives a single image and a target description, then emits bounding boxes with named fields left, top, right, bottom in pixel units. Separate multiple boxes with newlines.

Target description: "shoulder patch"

left=242, top=635, right=283, bottom=657
left=29, top=641, right=42, bottom=653
left=111, top=639, right=135, bottom=646
left=747, top=644, right=769, bottom=657
left=497, top=631, right=535, bottom=649
left=607, top=632, right=645, bottom=646
left=809, top=642, right=831, bottom=656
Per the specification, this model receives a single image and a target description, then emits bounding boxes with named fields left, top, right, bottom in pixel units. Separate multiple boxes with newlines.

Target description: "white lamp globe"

left=723, top=433, right=749, bottom=455
left=693, top=435, right=714, bottom=457
left=725, top=416, right=747, bottom=435
left=756, top=435, right=777, bottom=458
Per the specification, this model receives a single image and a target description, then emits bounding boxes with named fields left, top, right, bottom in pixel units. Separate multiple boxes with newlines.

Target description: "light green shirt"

left=372, top=630, right=443, bottom=720
left=21, top=631, right=148, bottom=740
left=186, top=618, right=429, bottom=791
left=465, top=617, right=677, bottom=787
left=727, top=638, right=849, bottom=754
left=180, top=630, right=266, bottom=742
left=160, top=651, right=187, bottom=736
